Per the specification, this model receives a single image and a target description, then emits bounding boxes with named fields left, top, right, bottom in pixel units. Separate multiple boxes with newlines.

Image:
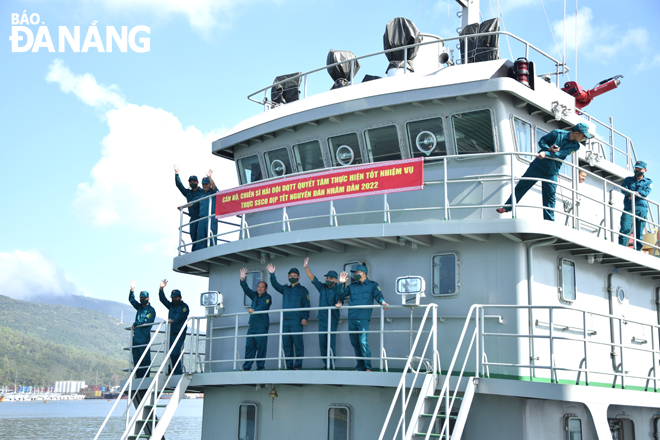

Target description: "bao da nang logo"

left=9, top=11, right=150, bottom=53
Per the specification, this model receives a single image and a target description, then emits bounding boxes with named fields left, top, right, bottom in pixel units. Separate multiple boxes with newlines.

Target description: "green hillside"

left=0, top=295, right=135, bottom=362
left=0, top=325, right=126, bottom=387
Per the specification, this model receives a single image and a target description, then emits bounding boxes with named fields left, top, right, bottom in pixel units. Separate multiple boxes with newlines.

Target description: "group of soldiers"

left=128, top=281, right=190, bottom=378
left=497, top=123, right=652, bottom=251
left=174, top=165, right=218, bottom=251
left=240, top=258, right=389, bottom=371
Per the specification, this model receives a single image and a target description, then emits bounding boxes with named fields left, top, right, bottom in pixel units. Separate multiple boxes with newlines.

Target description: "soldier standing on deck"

left=159, top=280, right=190, bottom=375
left=128, top=280, right=156, bottom=378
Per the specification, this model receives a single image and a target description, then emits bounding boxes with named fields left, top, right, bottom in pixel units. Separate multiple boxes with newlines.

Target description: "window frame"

left=431, top=252, right=461, bottom=298
left=235, top=153, right=266, bottom=185
left=327, top=404, right=353, bottom=440
left=558, top=257, right=577, bottom=303
left=263, top=145, right=295, bottom=178
left=327, top=131, right=365, bottom=167
left=449, top=107, right=498, bottom=158
left=238, top=401, right=260, bottom=440
left=563, top=414, right=582, bottom=440
left=512, top=116, right=533, bottom=156
left=292, top=137, right=328, bottom=172
left=405, top=114, right=450, bottom=159
left=243, top=270, right=265, bottom=308
left=363, top=122, right=407, bottom=163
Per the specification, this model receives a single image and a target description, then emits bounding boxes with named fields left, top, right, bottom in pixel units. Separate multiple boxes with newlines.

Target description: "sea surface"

left=0, top=398, right=203, bottom=440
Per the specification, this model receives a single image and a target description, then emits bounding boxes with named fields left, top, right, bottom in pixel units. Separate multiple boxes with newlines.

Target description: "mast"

left=456, top=0, right=480, bottom=27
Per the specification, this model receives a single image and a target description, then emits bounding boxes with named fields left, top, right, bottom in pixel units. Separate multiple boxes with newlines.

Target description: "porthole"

left=616, top=287, right=626, bottom=304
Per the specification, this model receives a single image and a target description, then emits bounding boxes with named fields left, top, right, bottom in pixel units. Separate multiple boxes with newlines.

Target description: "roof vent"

left=383, top=17, right=421, bottom=75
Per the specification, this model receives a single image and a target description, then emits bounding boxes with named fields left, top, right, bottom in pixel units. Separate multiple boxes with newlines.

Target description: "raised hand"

left=206, top=169, right=213, bottom=177
left=303, top=257, right=309, bottom=268
left=266, top=263, right=276, bottom=274
left=240, top=267, right=248, bottom=280
left=130, top=280, right=136, bottom=291
left=160, top=279, right=168, bottom=289
left=173, top=164, right=180, bottom=174
left=339, top=271, right=348, bottom=284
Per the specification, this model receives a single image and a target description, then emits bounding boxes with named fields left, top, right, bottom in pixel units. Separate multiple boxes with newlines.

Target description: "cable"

left=540, top=0, right=569, bottom=80
left=496, top=0, right=514, bottom=60
left=575, top=0, right=578, bottom=82
left=413, top=0, right=427, bottom=23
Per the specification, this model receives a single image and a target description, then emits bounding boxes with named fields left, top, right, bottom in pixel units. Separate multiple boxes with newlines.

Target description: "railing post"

left=480, top=307, right=486, bottom=377
left=178, top=208, right=184, bottom=255
left=619, top=318, right=625, bottom=389
left=207, top=196, right=212, bottom=248
left=433, top=305, right=438, bottom=375
left=443, top=159, right=449, bottom=220
left=233, top=315, right=239, bottom=371
left=464, top=35, right=468, bottom=65
left=632, top=193, right=636, bottom=250
left=549, top=308, right=555, bottom=383
left=349, top=60, right=354, bottom=85
left=511, top=154, right=517, bottom=217
left=383, top=193, right=388, bottom=223
left=330, top=200, right=334, bottom=227
left=475, top=307, right=480, bottom=378
left=278, top=311, right=283, bottom=370
left=572, top=165, right=578, bottom=229
left=380, top=307, right=385, bottom=372
left=327, top=308, right=332, bottom=370
left=652, top=326, right=658, bottom=392
left=582, top=311, right=589, bottom=385
left=304, top=74, right=308, bottom=99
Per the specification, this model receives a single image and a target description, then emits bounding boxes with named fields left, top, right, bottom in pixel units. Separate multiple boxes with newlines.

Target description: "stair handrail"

left=93, top=320, right=166, bottom=440
left=424, top=304, right=480, bottom=440
left=122, top=318, right=195, bottom=440
left=378, top=303, right=438, bottom=440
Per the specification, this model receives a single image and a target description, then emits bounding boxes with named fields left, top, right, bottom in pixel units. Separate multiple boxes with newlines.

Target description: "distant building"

left=54, top=380, right=86, bottom=394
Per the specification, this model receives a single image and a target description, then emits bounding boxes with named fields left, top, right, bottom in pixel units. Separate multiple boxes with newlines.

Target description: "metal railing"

left=579, top=110, right=638, bottom=171
left=247, top=30, right=569, bottom=109
left=177, top=152, right=660, bottom=257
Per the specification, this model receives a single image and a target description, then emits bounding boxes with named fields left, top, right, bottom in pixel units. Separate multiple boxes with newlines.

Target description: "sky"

left=1, top=0, right=659, bottom=319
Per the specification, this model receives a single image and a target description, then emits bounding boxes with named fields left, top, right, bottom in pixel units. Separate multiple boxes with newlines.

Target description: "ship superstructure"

left=96, top=1, right=660, bottom=439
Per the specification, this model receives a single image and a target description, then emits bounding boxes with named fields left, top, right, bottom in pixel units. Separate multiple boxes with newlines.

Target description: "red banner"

left=216, top=157, right=424, bottom=219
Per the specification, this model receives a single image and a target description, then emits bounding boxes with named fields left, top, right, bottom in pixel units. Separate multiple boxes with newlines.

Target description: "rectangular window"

left=535, top=127, right=547, bottom=152
left=238, top=403, right=258, bottom=440
left=327, top=405, right=351, bottom=440
left=452, top=110, right=495, bottom=155
left=243, top=271, right=263, bottom=307
left=264, top=147, right=293, bottom=177
left=432, top=253, right=459, bottom=296
left=237, top=155, right=263, bottom=184
left=560, top=149, right=574, bottom=178
left=559, top=258, right=576, bottom=302
left=513, top=118, right=532, bottom=154
left=328, top=133, right=363, bottom=166
left=364, top=125, right=403, bottom=163
left=293, top=140, right=325, bottom=172
left=407, top=117, right=447, bottom=158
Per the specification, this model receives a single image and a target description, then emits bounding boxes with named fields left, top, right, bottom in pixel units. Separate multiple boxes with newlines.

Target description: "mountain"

left=24, top=292, right=138, bottom=322
left=0, top=325, right=125, bottom=387
left=0, top=295, right=134, bottom=362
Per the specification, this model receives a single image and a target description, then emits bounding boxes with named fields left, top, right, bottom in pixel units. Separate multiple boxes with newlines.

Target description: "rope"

left=496, top=0, right=514, bottom=60
left=413, top=0, right=427, bottom=23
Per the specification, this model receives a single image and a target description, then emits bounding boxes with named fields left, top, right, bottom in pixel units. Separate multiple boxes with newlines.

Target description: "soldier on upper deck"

left=267, top=264, right=310, bottom=370
left=196, top=171, right=218, bottom=250
left=497, top=123, right=593, bottom=221
left=174, top=165, right=204, bottom=251
left=619, top=160, right=653, bottom=251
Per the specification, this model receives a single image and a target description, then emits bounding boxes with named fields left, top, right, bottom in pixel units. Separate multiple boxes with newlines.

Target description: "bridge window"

left=452, top=109, right=495, bottom=154
left=407, top=117, right=447, bottom=158
left=237, top=155, right=263, bottom=184
left=432, top=253, right=459, bottom=296
left=564, top=415, right=582, bottom=440
left=264, top=147, right=293, bottom=178
left=513, top=118, right=533, bottom=155
left=293, top=140, right=325, bottom=172
left=608, top=417, right=635, bottom=440
left=243, top=271, right=264, bottom=307
left=238, top=402, right=259, bottom=440
left=558, top=258, right=576, bottom=302
left=365, top=125, right=403, bottom=163
left=328, top=133, right=363, bottom=166
left=327, top=404, right=352, bottom=440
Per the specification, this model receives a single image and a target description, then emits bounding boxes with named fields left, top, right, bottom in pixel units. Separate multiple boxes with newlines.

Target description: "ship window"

left=328, top=133, right=363, bottom=166
left=535, top=127, right=548, bottom=152
left=432, top=253, right=459, bottom=296
left=327, top=404, right=351, bottom=440
left=608, top=418, right=635, bottom=440
left=514, top=118, right=533, bottom=155
left=238, top=402, right=259, bottom=440
left=243, top=271, right=264, bottom=307
left=558, top=258, right=576, bottom=302
left=365, top=125, right=403, bottom=163
left=564, top=415, right=582, bottom=440
left=407, top=117, right=447, bottom=158
left=264, top=147, right=293, bottom=178
left=237, top=155, right=263, bottom=184
left=452, top=110, right=495, bottom=155
left=293, top=140, right=325, bottom=172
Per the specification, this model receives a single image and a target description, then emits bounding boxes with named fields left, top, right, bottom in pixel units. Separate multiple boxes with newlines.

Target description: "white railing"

left=247, top=31, right=569, bottom=109
left=177, top=152, right=660, bottom=257
left=579, top=110, right=638, bottom=171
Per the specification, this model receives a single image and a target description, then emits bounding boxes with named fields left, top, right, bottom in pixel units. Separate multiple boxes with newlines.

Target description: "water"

left=0, top=399, right=203, bottom=440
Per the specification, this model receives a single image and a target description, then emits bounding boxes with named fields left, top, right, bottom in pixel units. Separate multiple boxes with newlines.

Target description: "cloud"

left=46, top=59, right=236, bottom=255
left=95, top=0, right=252, bottom=33
left=0, top=250, right=87, bottom=300
left=552, top=7, right=649, bottom=62
left=46, top=59, right=126, bottom=110
left=636, top=54, right=660, bottom=72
